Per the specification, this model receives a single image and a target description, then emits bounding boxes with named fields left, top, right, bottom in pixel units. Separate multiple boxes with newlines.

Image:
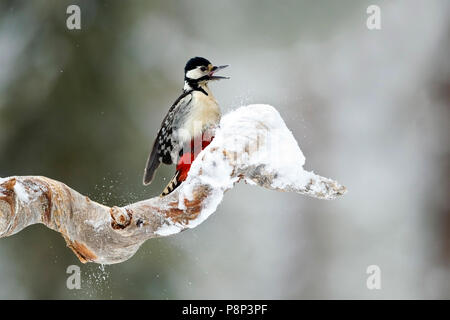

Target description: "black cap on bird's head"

left=184, top=57, right=211, bottom=74
left=184, top=56, right=229, bottom=82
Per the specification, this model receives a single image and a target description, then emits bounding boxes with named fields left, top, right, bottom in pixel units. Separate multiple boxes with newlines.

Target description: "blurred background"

left=0, top=0, right=449, bottom=299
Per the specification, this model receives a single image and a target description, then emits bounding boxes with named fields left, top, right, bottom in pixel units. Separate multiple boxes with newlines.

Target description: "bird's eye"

left=200, top=66, right=207, bottom=72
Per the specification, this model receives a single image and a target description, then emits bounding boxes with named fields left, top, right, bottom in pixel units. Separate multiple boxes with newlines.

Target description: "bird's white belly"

left=178, top=91, right=221, bottom=141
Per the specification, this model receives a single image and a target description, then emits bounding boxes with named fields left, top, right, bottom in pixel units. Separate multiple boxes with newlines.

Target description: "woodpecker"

left=143, top=57, right=229, bottom=196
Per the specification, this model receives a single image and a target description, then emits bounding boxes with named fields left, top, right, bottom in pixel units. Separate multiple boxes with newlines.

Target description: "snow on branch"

left=0, top=105, right=346, bottom=264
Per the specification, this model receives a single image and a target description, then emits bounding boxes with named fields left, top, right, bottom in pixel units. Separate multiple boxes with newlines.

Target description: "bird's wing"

left=143, top=91, right=193, bottom=185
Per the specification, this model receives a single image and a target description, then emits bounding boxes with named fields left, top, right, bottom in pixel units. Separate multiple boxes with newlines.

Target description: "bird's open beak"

left=209, top=65, right=229, bottom=80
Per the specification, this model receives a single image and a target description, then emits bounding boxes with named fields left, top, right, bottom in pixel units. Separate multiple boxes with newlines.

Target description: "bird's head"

left=184, top=57, right=229, bottom=86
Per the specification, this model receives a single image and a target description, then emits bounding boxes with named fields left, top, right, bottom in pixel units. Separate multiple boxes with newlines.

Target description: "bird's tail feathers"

left=143, top=150, right=161, bottom=185
left=161, top=171, right=182, bottom=196
left=160, top=152, right=193, bottom=196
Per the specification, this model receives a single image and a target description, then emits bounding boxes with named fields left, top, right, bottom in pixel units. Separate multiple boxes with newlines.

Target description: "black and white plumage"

left=143, top=57, right=229, bottom=192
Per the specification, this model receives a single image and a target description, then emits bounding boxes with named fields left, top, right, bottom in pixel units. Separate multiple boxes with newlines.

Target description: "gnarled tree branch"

left=0, top=105, right=346, bottom=264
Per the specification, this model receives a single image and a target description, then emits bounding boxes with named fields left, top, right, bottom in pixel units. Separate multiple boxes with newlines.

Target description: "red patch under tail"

left=160, top=137, right=213, bottom=196
left=176, top=138, right=213, bottom=183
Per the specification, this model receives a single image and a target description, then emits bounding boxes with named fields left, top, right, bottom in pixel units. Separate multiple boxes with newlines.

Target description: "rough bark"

left=0, top=105, right=346, bottom=264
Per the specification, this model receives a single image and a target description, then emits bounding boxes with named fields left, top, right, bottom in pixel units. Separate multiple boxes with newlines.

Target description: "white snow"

left=155, top=222, right=183, bottom=236
left=0, top=178, right=42, bottom=203
left=216, top=104, right=310, bottom=192
left=84, top=219, right=106, bottom=232
left=13, top=181, right=30, bottom=203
